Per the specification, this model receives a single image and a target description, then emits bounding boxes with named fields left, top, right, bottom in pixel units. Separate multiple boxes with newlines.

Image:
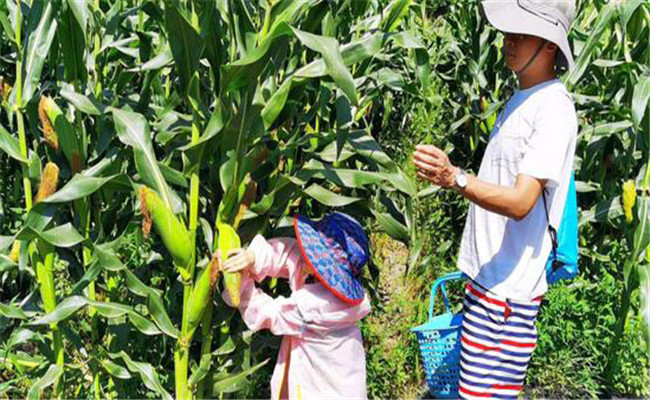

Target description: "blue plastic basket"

left=411, top=271, right=466, bottom=399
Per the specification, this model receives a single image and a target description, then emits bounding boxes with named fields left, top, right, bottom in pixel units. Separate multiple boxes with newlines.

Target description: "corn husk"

left=139, top=186, right=193, bottom=279
left=218, top=223, right=242, bottom=307
left=185, top=253, right=221, bottom=338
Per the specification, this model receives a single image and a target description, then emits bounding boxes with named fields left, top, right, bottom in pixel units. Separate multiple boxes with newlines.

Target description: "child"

left=413, top=1, right=578, bottom=398
left=221, top=212, right=371, bottom=400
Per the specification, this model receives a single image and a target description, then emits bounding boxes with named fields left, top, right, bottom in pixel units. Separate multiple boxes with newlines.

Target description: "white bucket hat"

left=482, top=0, right=576, bottom=70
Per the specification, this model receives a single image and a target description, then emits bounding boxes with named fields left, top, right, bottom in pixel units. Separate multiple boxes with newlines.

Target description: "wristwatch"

left=455, top=168, right=468, bottom=190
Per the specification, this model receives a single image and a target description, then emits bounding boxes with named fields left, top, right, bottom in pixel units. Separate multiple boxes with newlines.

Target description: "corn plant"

left=0, top=0, right=424, bottom=398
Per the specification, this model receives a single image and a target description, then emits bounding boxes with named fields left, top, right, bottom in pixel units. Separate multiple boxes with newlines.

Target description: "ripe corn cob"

left=623, top=180, right=636, bottom=223
left=35, top=162, right=60, bottom=203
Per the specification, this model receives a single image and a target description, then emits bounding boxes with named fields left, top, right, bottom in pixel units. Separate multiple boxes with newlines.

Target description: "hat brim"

left=482, top=0, right=574, bottom=70
left=294, top=215, right=365, bottom=305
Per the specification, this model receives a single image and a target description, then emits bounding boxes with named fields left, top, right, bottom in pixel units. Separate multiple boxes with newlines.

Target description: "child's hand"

left=222, top=248, right=255, bottom=273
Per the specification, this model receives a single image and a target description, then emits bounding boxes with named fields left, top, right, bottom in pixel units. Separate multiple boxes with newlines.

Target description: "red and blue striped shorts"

left=458, top=281, right=543, bottom=400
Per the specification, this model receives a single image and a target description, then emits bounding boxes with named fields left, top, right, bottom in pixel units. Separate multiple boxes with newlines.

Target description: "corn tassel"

left=39, top=96, right=83, bottom=173
left=623, top=180, right=636, bottom=223
left=218, top=223, right=242, bottom=307
left=139, top=187, right=193, bottom=281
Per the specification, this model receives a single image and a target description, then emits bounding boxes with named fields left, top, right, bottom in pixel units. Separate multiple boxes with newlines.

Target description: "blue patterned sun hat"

left=293, top=212, right=370, bottom=304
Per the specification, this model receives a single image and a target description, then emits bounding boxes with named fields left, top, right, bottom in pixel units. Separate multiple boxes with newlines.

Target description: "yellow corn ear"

left=139, top=187, right=193, bottom=279
left=9, top=240, right=20, bottom=263
left=185, top=253, right=221, bottom=339
left=39, top=96, right=83, bottom=172
left=39, top=96, right=59, bottom=151
left=35, top=163, right=60, bottom=203
left=218, top=223, right=242, bottom=307
left=623, top=180, right=637, bottom=223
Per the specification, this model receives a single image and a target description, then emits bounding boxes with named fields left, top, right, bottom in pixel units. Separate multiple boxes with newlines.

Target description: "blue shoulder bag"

left=542, top=171, right=579, bottom=285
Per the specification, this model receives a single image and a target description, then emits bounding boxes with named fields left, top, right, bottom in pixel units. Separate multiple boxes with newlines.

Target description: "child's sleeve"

left=247, top=235, right=303, bottom=283
left=222, top=275, right=306, bottom=336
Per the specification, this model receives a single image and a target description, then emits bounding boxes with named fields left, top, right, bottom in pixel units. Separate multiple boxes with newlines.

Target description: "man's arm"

left=413, top=144, right=546, bottom=221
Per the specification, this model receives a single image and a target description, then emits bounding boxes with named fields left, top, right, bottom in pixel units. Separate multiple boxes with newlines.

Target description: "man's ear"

left=545, top=41, right=558, bottom=54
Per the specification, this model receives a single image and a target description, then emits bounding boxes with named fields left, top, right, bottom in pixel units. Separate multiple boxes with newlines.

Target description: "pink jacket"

left=223, top=235, right=371, bottom=400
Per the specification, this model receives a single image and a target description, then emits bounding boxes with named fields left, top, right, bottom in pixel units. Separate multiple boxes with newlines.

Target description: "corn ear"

left=139, top=187, right=193, bottom=279
left=185, top=253, right=221, bottom=339
left=39, top=96, right=59, bottom=151
left=39, top=96, right=83, bottom=172
left=218, top=223, right=242, bottom=307
left=623, top=180, right=637, bottom=223
left=9, top=240, right=20, bottom=263
left=35, top=162, right=60, bottom=203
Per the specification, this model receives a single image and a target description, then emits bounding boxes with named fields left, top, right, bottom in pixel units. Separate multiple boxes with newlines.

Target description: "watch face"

left=456, top=173, right=468, bottom=188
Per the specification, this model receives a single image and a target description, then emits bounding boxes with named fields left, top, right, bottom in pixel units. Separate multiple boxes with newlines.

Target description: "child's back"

left=223, top=214, right=372, bottom=400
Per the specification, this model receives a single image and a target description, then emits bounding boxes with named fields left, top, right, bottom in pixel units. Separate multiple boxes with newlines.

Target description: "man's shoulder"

left=536, top=81, right=574, bottom=107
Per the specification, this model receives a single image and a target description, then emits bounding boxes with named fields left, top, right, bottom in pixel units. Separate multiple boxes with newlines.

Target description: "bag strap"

left=542, top=189, right=560, bottom=271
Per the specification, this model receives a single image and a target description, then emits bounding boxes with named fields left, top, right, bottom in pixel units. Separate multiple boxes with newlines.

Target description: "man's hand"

left=222, top=248, right=256, bottom=273
left=413, top=144, right=458, bottom=189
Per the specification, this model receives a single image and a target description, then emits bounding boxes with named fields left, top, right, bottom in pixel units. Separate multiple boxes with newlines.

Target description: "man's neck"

left=518, top=71, right=557, bottom=89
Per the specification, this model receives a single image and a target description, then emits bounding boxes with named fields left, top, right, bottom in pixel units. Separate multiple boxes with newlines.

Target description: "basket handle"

left=428, top=271, right=466, bottom=321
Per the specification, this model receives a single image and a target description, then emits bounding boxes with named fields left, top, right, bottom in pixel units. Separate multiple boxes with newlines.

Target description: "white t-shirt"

left=457, top=79, right=577, bottom=301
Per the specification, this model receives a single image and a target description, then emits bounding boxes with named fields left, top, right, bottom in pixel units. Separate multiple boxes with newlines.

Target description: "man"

left=413, top=1, right=578, bottom=398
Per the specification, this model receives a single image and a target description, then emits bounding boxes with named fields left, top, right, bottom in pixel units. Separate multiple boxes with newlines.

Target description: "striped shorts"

left=458, top=281, right=543, bottom=400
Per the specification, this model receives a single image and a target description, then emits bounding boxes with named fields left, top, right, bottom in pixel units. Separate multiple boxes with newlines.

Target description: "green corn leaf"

left=632, top=75, right=650, bottom=128
left=634, top=197, right=650, bottom=261
left=108, top=351, right=173, bottom=400
left=60, top=87, right=105, bottom=115
left=99, top=358, right=132, bottom=380
left=129, top=47, right=174, bottom=72
left=164, top=4, right=205, bottom=97
left=0, top=123, right=27, bottom=163
left=567, top=3, right=617, bottom=87
left=371, top=208, right=410, bottom=243
left=26, top=364, right=63, bottom=400
left=59, top=3, right=86, bottom=83
left=381, top=0, right=412, bottom=32
left=19, top=2, right=57, bottom=107
left=303, top=184, right=360, bottom=207
left=212, top=359, right=270, bottom=394
left=580, top=196, right=623, bottom=227
left=291, top=27, right=358, bottom=106
left=112, top=108, right=182, bottom=213
left=90, top=245, right=180, bottom=338
left=639, top=264, right=650, bottom=354
left=0, top=255, right=17, bottom=273
left=0, top=302, right=29, bottom=320
left=42, top=174, right=122, bottom=204
left=29, top=295, right=163, bottom=336
left=16, top=223, right=85, bottom=248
